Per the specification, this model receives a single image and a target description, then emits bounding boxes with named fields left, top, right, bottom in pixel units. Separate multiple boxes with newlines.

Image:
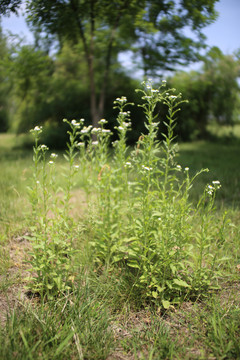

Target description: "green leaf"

left=156, top=285, right=165, bottom=293
left=170, top=264, right=177, bottom=274
left=173, top=279, right=190, bottom=288
left=152, top=291, right=158, bottom=299
left=127, top=260, right=140, bottom=269
left=162, top=299, right=170, bottom=309
left=54, top=332, right=74, bottom=356
left=112, top=254, right=124, bottom=263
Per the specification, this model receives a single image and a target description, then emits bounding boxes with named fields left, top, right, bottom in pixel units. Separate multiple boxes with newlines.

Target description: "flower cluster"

left=168, top=95, right=177, bottom=100
left=71, top=119, right=81, bottom=127
left=49, top=153, right=58, bottom=165
left=206, top=180, right=221, bottom=196
left=124, top=161, right=132, bottom=168
left=142, top=165, right=153, bottom=171
left=40, top=144, right=49, bottom=152
left=50, top=153, right=58, bottom=159
left=30, top=125, right=43, bottom=136
left=99, top=119, right=107, bottom=124
left=91, top=127, right=111, bottom=135
left=81, top=125, right=92, bottom=134
left=119, top=111, right=130, bottom=116
left=91, top=127, right=102, bottom=135
left=114, top=96, right=127, bottom=104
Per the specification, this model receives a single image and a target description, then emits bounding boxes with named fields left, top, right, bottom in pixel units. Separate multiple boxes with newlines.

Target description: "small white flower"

left=176, top=165, right=182, bottom=171
left=77, top=142, right=85, bottom=147
left=81, top=127, right=89, bottom=134
left=116, top=96, right=127, bottom=103
left=142, top=165, right=152, bottom=171
left=169, top=95, right=177, bottom=100
left=212, top=180, right=221, bottom=190
left=151, top=89, right=159, bottom=93
left=74, top=165, right=79, bottom=170
left=208, top=190, right=213, bottom=196
left=162, top=79, right=167, bottom=83
left=30, top=126, right=42, bottom=134
left=125, top=162, right=132, bottom=166
left=49, top=160, right=54, bottom=165
left=71, top=119, right=80, bottom=126
left=50, top=153, right=58, bottom=159
left=99, top=119, right=107, bottom=124
left=33, top=126, right=42, bottom=132
left=102, top=129, right=111, bottom=133
left=185, top=167, right=189, bottom=171
left=36, top=180, right=40, bottom=184
left=40, top=144, right=48, bottom=150
left=92, top=127, right=101, bottom=134
left=118, top=126, right=124, bottom=131
left=208, top=185, right=214, bottom=189
left=92, top=141, right=98, bottom=146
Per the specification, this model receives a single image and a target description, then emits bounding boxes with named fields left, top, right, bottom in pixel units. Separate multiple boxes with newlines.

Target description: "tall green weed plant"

left=27, top=80, right=227, bottom=307
left=87, top=80, right=225, bottom=308
left=27, top=124, right=78, bottom=299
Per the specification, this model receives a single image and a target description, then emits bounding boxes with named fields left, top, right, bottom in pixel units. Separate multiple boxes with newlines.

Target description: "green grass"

left=178, top=141, right=240, bottom=207
left=0, top=134, right=33, bottom=240
left=0, top=131, right=240, bottom=359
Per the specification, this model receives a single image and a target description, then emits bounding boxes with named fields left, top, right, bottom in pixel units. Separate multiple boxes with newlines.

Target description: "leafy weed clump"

left=27, top=80, right=227, bottom=308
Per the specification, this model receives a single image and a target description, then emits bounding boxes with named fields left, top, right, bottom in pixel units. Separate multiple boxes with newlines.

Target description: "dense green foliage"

left=0, top=0, right=239, bottom=143
left=169, top=48, right=240, bottom=140
left=1, top=0, right=220, bottom=127
left=0, top=33, right=239, bottom=144
left=0, top=28, right=12, bottom=132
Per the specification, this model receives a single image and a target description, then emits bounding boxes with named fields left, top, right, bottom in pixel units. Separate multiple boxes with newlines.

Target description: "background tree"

left=203, top=47, right=240, bottom=126
left=0, top=0, right=219, bottom=128
left=168, top=48, right=240, bottom=141
left=9, top=44, right=54, bottom=133
left=0, top=25, right=13, bottom=132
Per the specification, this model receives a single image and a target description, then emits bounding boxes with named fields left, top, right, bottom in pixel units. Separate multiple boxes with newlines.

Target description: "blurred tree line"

left=0, top=0, right=239, bottom=145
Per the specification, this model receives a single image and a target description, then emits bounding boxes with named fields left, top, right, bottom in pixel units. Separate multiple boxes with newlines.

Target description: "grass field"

left=0, top=128, right=240, bottom=360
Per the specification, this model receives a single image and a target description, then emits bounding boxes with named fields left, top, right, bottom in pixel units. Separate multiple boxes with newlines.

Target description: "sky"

left=1, top=0, right=240, bottom=69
